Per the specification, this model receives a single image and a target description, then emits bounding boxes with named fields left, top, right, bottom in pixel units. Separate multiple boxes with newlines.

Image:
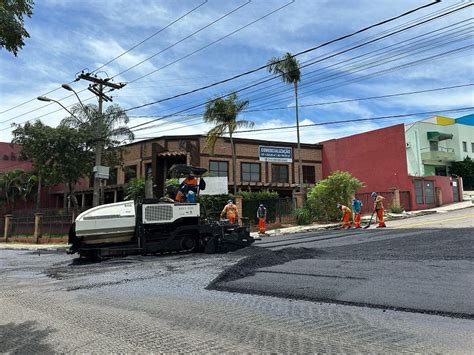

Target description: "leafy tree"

left=267, top=52, right=303, bottom=190
left=307, top=171, right=364, bottom=222
left=204, top=93, right=254, bottom=194
left=450, top=156, right=474, bottom=190
left=124, top=177, right=145, bottom=203
left=52, top=125, right=94, bottom=210
left=11, top=121, right=57, bottom=210
left=0, top=0, right=34, bottom=56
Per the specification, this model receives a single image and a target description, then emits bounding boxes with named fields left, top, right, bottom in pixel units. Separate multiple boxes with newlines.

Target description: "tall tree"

left=61, top=103, right=134, bottom=167
left=0, top=0, right=34, bottom=56
left=267, top=52, right=303, bottom=192
left=12, top=121, right=57, bottom=210
left=204, top=93, right=253, bottom=194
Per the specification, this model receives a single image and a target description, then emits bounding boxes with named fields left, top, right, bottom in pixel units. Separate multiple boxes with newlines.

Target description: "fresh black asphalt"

left=209, top=226, right=474, bottom=319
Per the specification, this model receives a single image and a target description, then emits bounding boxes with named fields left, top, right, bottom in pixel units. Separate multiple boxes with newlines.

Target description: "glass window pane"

left=424, top=180, right=434, bottom=204
left=415, top=180, right=423, bottom=204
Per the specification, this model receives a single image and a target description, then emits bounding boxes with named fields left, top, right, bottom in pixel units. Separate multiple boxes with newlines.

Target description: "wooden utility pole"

left=76, top=72, right=126, bottom=206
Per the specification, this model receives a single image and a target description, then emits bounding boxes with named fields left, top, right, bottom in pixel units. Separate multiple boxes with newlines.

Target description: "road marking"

left=395, top=214, right=474, bottom=228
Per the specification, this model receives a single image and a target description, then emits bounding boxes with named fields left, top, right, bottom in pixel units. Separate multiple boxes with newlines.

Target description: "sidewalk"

left=252, top=199, right=473, bottom=238
left=1, top=200, right=472, bottom=249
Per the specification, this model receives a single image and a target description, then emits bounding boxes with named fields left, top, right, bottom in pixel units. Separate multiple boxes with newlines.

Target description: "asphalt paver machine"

left=68, top=165, right=254, bottom=259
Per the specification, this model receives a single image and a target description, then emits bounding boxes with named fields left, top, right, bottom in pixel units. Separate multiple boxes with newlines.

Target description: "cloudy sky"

left=0, top=0, right=473, bottom=144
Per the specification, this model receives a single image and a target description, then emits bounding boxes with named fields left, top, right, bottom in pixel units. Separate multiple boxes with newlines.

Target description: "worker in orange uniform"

left=337, top=203, right=352, bottom=229
left=175, top=174, right=198, bottom=202
left=220, top=199, right=239, bottom=224
left=371, top=192, right=386, bottom=228
left=351, top=197, right=363, bottom=228
left=257, top=204, right=267, bottom=234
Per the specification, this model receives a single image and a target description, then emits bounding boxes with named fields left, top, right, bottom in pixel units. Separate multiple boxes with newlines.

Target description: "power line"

left=122, top=1, right=470, bottom=116
left=92, top=0, right=208, bottom=74
left=133, top=107, right=474, bottom=140
left=124, top=0, right=296, bottom=84
left=127, top=42, right=474, bottom=134
left=129, top=83, right=473, bottom=136
left=245, top=28, right=473, bottom=109
left=111, top=0, right=253, bottom=79
left=0, top=0, right=287, bottom=126
left=0, top=1, right=461, bottom=131
left=0, top=1, right=208, bottom=116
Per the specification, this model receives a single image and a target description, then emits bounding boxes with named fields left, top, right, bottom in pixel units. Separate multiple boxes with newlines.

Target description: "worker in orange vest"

left=371, top=192, right=387, bottom=228
left=337, top=203, right=352, bottom=229
left=175, top=174, right=198, bottom=202
left=351, top=197, right=363, bottom=228
left=220, top=200, right=239, bottom=224
left=257, top=204, right=267, bottom=234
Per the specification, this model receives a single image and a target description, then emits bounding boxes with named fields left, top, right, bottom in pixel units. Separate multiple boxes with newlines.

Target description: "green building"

left=405, top=114, right=474, bottom=177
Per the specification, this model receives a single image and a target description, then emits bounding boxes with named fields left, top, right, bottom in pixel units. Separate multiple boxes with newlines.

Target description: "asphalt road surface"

left=216, top=208, right=474, bottom=318
left=0, top=208, right=472, bottom=352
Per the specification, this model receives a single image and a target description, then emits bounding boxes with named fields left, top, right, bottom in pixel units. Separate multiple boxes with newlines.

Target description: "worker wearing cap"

left=337, top=203, right=352, bottom=229
left=371, top=192, right=386, bottom=228
left=220, top=199, right=239, bottom=224
left=175, top=174, right=198, bottom=202
left=257, top=204, right=267, bottom=234
left=351, top=197, right=363, bottom=228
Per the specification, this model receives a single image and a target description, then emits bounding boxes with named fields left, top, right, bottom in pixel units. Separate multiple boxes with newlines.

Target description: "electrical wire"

left=110, top=0, right=253, bottom=79
left=0, top=1, right=209, bottom=116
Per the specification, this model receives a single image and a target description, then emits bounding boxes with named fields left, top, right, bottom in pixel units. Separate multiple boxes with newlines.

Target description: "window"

left=303, top=166, right=316, bottom=184
left=241, top=163, right=260, bottom=182
left=272, top=164, right=289, bottom=183
left=462, top=141, right=467, bottom=152
left=124, top=165, right=137, bottom=183
left=429, top=141, right=438, bottom=152
left=424, top=180, right=434, bottom=204
left=107, top=168, right=118, bottom=185
left=209, top=161, right=228, bottom=177
left=415, top=180, right=423, bottom=204
left=434, top=166, right=447, bottom=176
left=471, top=142, right=474, bottom=153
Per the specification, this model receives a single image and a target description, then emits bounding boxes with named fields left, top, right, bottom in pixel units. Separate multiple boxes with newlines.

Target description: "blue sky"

left=0, top=0, right=473, bottom=144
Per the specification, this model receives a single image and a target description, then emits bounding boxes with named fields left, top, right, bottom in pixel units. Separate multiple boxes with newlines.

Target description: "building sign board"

left=259, top=146, right=293, bottom=163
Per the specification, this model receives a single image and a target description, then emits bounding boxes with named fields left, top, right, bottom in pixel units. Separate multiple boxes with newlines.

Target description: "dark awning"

left=427, top=131, right=453, bottom=141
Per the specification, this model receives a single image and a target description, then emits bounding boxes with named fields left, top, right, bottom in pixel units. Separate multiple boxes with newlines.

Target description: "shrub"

left=307, top=171, right=364, bottom=222
left=293, top=207, right=313, bottom=225
left=389, top=205, right=405, bottom=214
left=199, top=194, right=232, bottom=221
left=124, top=177, right=145, bottom=203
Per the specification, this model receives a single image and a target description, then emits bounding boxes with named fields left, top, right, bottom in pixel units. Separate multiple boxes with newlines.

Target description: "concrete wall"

left=322, top=124, right=410, bottom=193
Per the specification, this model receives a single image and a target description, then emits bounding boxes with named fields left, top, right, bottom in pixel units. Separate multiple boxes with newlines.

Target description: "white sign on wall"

left=259, top=145, right=293, bottom=163
left=179, top=176, right=228, bottom=195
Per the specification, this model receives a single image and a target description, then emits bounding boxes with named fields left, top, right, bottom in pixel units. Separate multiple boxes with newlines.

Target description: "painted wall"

left=321, top=124, right=410, bottom=193
left=405, top=121, right=474, bottom=176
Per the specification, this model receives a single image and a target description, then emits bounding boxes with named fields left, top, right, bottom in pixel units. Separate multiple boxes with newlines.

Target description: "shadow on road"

left=0, top=321, right=56, bottom=354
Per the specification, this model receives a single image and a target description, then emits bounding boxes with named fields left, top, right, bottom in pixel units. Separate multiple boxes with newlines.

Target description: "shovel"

left=364, top=210, right=376, bottom=229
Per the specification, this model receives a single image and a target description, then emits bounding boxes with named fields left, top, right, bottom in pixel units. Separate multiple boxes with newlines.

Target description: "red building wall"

left=321, top=124, right=410, bottom=193
left=0, top=142, right=32, bottom=172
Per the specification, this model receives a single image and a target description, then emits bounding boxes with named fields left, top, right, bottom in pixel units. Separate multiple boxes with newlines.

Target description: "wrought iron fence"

left=242, top=197, right=295, bottom=225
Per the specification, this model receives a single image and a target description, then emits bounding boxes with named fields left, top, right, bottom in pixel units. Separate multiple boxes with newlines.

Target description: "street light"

left=37, top=96, right=78, bottom=119
left=61, top=84, right=87, bottom=112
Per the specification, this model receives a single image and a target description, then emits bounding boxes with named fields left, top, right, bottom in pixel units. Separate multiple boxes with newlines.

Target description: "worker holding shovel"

left=337, top=203, right=352, bottom=229
left=371, top=192, right=387, bottom=228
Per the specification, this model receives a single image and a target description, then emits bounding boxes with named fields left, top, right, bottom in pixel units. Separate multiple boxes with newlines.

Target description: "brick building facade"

left=50, top=135, right=322, bottom=207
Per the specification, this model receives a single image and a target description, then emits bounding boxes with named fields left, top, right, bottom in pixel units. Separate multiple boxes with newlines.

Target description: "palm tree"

left=61, top=103, right=134, bottom=206
left=267, top=52, right=303, bottom=191
left=204, top=93, right=254, bottom=194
